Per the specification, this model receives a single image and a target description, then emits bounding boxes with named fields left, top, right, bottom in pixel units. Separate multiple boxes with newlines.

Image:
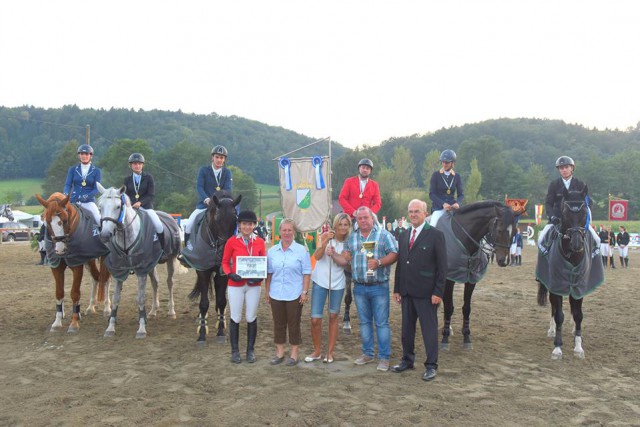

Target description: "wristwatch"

left=302, top=290, right=309, bottom=295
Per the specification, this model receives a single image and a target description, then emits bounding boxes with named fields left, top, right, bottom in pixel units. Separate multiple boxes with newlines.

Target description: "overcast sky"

left=1, top=1, right=639, bottom=148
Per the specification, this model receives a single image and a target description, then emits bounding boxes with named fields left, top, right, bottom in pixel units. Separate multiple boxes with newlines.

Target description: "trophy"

left=362, top=241, right=377, bottom=279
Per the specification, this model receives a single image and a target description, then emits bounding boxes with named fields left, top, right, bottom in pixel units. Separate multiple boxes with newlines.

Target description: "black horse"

left=536, top=188, right=604, bottom=360
left=437, top=200, right=517, bottom=350
left=184, top=192, right=240, bottom=343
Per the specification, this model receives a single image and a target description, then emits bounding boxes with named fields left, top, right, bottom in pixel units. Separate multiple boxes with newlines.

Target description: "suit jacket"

left=63, top=164, right=101, bottom=203
left=196, top=166, right=233, bottom=209
left=544, top=177, right=589, bottom=220
left=394, top=223, right=447, bottom=299
left=338, top=176, right=382, bottom=217
left=123, top=171, right=156, bottom=209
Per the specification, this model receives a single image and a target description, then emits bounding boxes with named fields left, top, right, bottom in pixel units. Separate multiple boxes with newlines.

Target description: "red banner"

left=609, top=199, right=628, bottom=221
left=505, top=198, right=528, bottom=215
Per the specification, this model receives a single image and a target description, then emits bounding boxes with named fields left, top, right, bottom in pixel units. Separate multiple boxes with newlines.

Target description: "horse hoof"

left=67, top=327, right=79, bottom=334
left=169, top=313, right=177, bottom=320
left=551, top=349, right=563, bottom=360
left=440, top=343, right=450, bottom=351
left=463, top=342, right=473, bottom=350
left=574, top=350, right=585, bottom=359
left=547, top=330, right=556, bottom=338
left=104, top=331, right=115, bottom=338
left=196, top=340, right=207, bottom=346
left=216, top=335, right=226, bottom=344
left=136, top=332, right=147, bottom=339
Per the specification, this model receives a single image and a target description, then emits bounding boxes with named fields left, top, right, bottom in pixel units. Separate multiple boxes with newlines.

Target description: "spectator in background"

left=617, top=225, right=630, bottom=268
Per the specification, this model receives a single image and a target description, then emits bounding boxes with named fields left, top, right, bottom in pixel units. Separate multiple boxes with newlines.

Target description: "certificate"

left=235, top=256, right=267, bottom=279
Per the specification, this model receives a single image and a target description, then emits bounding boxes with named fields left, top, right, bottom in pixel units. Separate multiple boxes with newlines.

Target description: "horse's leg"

left=105, top=280, right=124, bottom=337
left=213, top=267, right=229, bottom=343
left=85, top=260, right=100, bottom=315
left=50, top=263, right=67, bottom=331
left=570, top=296, right=585, bottom=359
left=165, top=256, right=176, bottom=319
left=195, top=270, right=213, bottom=343
left=462, top=282, right=476, bottom=349
left=550, top=293, right=564, bottom=360
left=441, top=280, right=455, bottom=350
left=135, top=275, right=148, bottom=339
left=67, top=265, right=84, bottom=333
left=148, top=267, right=160, bottom=318
left=342, top=271, right=353, bottom=333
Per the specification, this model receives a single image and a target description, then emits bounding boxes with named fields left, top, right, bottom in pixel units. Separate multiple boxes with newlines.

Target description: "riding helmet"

left=439, top=149, right=457, bottom=163
left=128, top=153, right=145, bottom=164
left=358, top=158, right=374, bottom=169
left=211, top=145, right=228, bottom=157
left=237, top=210, right=258, bottom=223
left=555, top=156, right=575, bottom=168
left=77, top=144, right=94, bottom=155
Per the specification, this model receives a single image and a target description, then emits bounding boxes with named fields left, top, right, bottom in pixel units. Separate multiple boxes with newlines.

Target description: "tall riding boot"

left=625, top=257, right=629, bottom=268
left=230, top=320, right=241, bottom=363
left=184, top=233, right=190, bottom=247
left=246, top=320, right=257, bottom=363
left=38, top=251, right=46, bottom=265
left=610, top=256, right=615, bottom=269
left=157, top=231, right=168, bottom=263
left=602, top=256, right=607, bottom=267
left=517, top=255, right=522, bottom=265
left=620, top=257, right=624, bottom=268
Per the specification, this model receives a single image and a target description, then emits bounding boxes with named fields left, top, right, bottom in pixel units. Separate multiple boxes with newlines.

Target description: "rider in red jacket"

left=338, top=158, right=382, bottom=218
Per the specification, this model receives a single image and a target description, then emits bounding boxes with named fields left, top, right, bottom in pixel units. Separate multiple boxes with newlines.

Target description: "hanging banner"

left=504, top=197, right=528, bottom=215
left=278, top=156, right=330, bottom=232
left=535, top=204, right=544, bottom=225
left=609, top=198, right=628, bottom=221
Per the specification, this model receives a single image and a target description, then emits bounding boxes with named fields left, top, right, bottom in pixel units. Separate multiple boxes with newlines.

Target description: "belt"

left=355, top=281, right=385, bottom=287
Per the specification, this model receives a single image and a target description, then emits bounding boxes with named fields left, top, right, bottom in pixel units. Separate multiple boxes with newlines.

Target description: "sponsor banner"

left=609, top=199, right=628, bottom=221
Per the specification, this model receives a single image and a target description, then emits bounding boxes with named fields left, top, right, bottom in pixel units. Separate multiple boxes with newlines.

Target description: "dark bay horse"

left=436, top=201, right=517, bottom=350
left=35, top=193, right=111, bottom=332
left=536, top=188, right=604, bottom=359
left=183, top=191, right=240, bottom=343
left=98, top=185, right=185, bottom=338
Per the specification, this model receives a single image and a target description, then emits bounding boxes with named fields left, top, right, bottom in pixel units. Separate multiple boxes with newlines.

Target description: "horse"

left=35, top=193, right=111, bottom=332
left=536, top=188, right=604, bottom=360
left=97, top=185, right=184, bottom=338
left=436, top=200, right=517, bottom=350
left=0, top=203, right=14, bottom=221
left=181, top=191, right=240, bottom=343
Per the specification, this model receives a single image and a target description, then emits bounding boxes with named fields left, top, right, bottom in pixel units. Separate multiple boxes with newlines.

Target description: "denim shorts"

left=310, top=282, right=345, bottom=318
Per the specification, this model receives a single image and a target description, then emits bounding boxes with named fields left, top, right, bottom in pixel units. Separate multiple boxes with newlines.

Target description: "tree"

left=464, top=159, right=482, bottom=203
left=421, top=149, right=441, bottom=189
left=391, top=146, right=416, bottom=193
left=228, top=165, right=258, bottom=211
left=458, top=136, right=507, bottom=200
left=98, top=138, right=154, bottom=188
left=154, top=141, right=206, bottom=210
left=42, top=140, right=79, bottom=197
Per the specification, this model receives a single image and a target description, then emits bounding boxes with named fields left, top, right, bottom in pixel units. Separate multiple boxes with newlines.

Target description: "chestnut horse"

left=35, top=193, right=111, bottom=332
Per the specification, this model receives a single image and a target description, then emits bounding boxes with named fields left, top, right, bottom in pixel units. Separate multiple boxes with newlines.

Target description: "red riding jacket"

left=338, top=176, right=382, bottom=217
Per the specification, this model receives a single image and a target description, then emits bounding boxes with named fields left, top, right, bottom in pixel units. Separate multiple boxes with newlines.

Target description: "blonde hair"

left=332, top=213, right=352, bottom=240
left=279, top=218, right=296, bottom=232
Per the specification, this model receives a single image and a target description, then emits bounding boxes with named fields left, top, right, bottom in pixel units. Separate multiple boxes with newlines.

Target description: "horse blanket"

left=45, top=206, right=109, bottom=268
left=436, top=212, right=489, bottom=284
left=535, top=227, right=605, bottom=299
left=156, top=210, right=181, bottom=258
left=180, top=211, right=222, bottom=270
left=104, top=209, right=163, bottom=281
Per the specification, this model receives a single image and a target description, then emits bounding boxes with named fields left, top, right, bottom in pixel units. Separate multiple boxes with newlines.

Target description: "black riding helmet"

left=439, top=149, right=456, bottom=163
left=358, top=158, right=374, bottom=169
left=77, top=144, right=94, bottom=155
left=211, top=145, right=228, bottom=157
left=128, top=153, right=145, bottom=163
left=555, top=156, right=575, bottom=169
left=237, top=210, right=258, bottom=223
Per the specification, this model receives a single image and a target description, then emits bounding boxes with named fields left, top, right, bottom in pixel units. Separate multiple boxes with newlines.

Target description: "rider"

left=63, top=144, right=101, bottom=225
left=123, top=153, right=165, bottom=255
left=338, top=158, right=382, bottom=221
left=184, top=145, right=233, bottom=244
left=538, top=156, right=597, bottom=248
left=429, top=149, right=464, bottom=226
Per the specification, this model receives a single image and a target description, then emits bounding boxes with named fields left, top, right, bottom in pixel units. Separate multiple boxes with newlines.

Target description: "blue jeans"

left=310, top=282, right=345, bottom=318
left=353, top=282, right=391, bottom=360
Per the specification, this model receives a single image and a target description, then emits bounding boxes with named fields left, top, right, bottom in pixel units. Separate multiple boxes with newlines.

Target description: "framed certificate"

left=235, top=256, right=268, bottom=279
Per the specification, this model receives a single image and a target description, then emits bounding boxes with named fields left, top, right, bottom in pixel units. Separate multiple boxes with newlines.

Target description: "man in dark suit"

left=392, top=199, right=447, bottom=381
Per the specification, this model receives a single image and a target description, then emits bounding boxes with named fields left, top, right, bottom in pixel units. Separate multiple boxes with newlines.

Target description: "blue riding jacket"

left=195, top=165, right=233, bottom=209
left=429, top=169, right=464, bottom=212
left=63, top=164, right=102, bottom=203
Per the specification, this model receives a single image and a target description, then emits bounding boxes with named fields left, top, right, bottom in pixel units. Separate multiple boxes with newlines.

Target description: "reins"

left=451, top=205, right=512, bottom=253
left=100, top=194, right=140, bottom=253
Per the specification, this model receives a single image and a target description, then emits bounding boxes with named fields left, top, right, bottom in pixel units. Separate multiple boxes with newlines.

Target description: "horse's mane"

left=456, top=200, right=503, bottom=215
left=97, top=187, right=132, bottom=208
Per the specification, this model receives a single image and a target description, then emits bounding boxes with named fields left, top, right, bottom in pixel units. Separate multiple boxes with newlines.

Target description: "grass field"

left=0, top=179, right=43, bottom=203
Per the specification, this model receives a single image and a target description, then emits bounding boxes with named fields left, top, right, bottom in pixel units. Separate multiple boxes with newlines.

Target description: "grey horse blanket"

left=45, top=206, right=109, bottom=268
left=105, top=209, right=171, bottom=281
left=535, top=227, right=605, bottom=299
left=180, top=210, right=222, bottom=270
left=435, top=212, right=489, bottom=284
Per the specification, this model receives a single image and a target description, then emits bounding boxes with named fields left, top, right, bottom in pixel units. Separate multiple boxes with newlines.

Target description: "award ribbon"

left=312, top=156, right=325, bottom=190
left=279, top=157, right=292, bottom=190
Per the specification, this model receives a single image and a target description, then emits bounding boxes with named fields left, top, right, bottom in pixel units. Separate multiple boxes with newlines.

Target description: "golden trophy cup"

left=362, top=241, right=377, bottom=279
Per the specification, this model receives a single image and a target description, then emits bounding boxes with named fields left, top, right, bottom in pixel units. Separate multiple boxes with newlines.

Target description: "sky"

left=1, top=1, right=639, bottom=149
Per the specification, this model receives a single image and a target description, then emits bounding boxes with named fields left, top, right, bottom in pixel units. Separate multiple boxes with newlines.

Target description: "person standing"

left=338, top=158, right=382, bottom=220
left=429, top=149, right=464, bottom=227
left=608, top=225, right=616, bottom=269
left=305, top=213, right=352, bottom=364
left=265, top=219, right=312, bottom=366
left=332, top=206, right=398, bottom=371
left=510, top=227, right=523, bottom=266
left=617, top=225, right=630, bottom=268
left=184, top=145, right=233, bottom=243
left=598, top=225, right=611, bottom=268
left=222, top=210, right=267, bottom=364
left=63, top=144, right=102, bottom=225
left=391, top=199, right=446, bottom=381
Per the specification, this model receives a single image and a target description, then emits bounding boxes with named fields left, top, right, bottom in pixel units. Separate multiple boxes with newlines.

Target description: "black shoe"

left=391, top=361, right=415, bottom=373
left=422, top=368, right=437, bottom=381
left=231, top=351, right=241, bottom=364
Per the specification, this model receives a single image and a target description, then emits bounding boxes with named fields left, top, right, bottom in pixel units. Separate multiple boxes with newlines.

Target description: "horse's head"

left=207, top=191, right=241, bottom=241
left=0, top=204, right=14, bottom=221
left=489, top=203, right=517, bottom=267
left=36, top=192, right=73, bottom=255
left=97, top=185, right=133, bottom=242
left=560, top=188, right=588, bottom=255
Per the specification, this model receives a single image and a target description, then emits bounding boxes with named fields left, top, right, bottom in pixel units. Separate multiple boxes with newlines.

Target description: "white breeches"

left=429, top=209, right=445, bottom=227
left=185, top=208, right=206, bottom=234
left=618, top=245, right=628, bottom=257
left=228, top=285, right=262, bottom=323
left=140, top=208, right=163, bottom=234
left=78, top=202, right=101, bottom=225
left=600, top=244, right=612, bottom=257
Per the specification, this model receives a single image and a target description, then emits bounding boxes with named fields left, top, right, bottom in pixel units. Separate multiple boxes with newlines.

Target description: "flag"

left=609, top=198, right=628, bottom=221
left=505, top=197, right=528, bottom=215
left=278, top=156, right=330, bottom=232
left=535, top=204, right=544, bottom=225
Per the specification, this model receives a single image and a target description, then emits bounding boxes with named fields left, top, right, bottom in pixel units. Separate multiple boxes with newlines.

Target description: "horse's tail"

left=537, top=280, right=548, bottom=306
left=188, top=281, right=201, bottom=300
left=97, top=256, right=111, bottom=304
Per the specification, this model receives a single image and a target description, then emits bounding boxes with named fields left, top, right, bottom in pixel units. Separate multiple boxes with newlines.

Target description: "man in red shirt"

left=338, top=158, right=382, bottom=219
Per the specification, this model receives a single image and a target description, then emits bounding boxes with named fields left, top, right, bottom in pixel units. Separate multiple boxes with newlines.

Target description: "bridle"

left=452, top=206, right=513, bottom=254
left=203, top=196, right=237, bottom=253
left=46, top=203, right=77, bottom=245
left=560, top=200, right=586, bottom=254
left=100, top=194, right=139, bottom=252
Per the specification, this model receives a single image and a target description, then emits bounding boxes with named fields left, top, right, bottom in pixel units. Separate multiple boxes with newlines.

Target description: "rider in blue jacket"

left=63, top=144, right=101, bottom=225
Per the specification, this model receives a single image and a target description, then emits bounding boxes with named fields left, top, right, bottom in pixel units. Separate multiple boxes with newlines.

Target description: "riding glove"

left=549, top=216, right=560, bottom=225
left=229, top=273, right=243, bottom=282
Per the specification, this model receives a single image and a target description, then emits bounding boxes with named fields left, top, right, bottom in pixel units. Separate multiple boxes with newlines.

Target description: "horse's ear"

left=119, top=185, right=126, bottom=195
left=97, top=182, right=106, bottom=194
left=211, top=195, right=219, bottom=206
left=35, top=194, right=47, bottom=207
left=234, top=194, right=242, bottom=207
left=60, top=194, right=70, bottom=206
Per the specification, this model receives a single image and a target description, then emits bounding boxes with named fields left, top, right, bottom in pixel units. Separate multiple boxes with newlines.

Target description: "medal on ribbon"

left=81, top=181, right=86, bottom=187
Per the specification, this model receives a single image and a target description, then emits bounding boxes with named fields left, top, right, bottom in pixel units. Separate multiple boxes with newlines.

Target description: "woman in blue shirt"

left=63, top=144, right=102, bottom=225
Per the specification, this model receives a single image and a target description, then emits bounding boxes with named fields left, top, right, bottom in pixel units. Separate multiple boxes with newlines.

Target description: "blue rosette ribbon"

left=118, top=194, right=127, bottom=223
left=312, top=156, right=326, bottom=190
left=584, top=195, right=591, bottom=230
left=279, top=157, right=292, bottom=191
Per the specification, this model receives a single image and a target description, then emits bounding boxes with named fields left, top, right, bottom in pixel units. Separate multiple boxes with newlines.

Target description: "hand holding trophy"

left=363, top=241, right=377, bottom=279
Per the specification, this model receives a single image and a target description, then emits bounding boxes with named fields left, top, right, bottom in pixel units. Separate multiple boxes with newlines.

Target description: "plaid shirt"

left=345, top=225, right=398, bottom=283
